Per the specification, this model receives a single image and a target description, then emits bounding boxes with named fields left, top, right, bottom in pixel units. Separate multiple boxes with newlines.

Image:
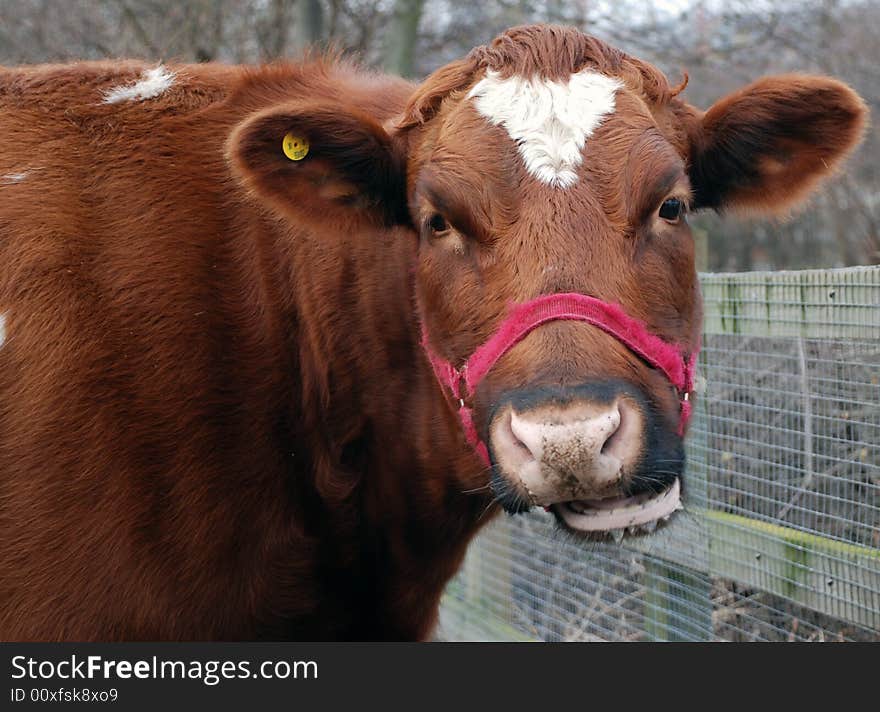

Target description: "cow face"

left=229, top=26, right=866, bottom=539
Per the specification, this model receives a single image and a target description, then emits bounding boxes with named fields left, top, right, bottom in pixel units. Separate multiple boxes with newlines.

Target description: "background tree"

left=1, top=0, right=876, bottom=269
left=383, top=0, right=423, bottom=76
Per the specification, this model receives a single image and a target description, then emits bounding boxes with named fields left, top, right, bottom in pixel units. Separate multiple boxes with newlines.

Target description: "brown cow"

left=0, top=25, right=866, bottom=640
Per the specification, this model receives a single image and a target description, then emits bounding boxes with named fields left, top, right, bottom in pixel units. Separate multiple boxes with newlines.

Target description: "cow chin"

left=485, top=381, right=686, bottom=541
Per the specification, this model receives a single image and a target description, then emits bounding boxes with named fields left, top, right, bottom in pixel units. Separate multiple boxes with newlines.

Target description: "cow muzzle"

left=491, top=396, right=641, bottom=503
left=487, top=384, right=683, bottom=538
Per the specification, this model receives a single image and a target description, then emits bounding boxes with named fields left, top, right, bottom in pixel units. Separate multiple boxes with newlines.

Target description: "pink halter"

left=421, top=292, right=699, bottom=466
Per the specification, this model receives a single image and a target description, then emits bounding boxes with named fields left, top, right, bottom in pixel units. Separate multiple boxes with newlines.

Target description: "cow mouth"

left=551, top=477, right=682, bottom=541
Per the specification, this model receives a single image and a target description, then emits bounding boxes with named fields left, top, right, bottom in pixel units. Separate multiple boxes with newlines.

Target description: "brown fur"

left=0, top=25, right=866, bottom=640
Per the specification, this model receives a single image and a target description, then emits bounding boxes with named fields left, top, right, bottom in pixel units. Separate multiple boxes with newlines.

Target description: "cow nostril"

left=498, top=410, right=540, bottom=467
left=599, top=407, right=621, bottom=455
left=599, top=401, right=631, bottom=462
left=509, top=427, right=534, bottom=460
left=508, top=410, right=544, bottom=463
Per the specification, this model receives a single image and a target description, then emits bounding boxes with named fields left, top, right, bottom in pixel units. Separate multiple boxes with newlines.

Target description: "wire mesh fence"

left=436, top=265, right=880, bottom=642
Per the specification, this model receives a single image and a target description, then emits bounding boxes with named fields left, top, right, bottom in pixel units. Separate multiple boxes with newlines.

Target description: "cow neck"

left=420, top=292, right=699, bottom=466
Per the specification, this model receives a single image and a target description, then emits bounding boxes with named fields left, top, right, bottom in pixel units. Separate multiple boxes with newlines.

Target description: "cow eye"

left=428, top=213, right=450, bottom=235
left=658, top=198, right=685, bottom=222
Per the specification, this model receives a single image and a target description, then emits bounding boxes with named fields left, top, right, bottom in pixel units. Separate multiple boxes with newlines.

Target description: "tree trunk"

left=383, top=0, right=424, bottom=77
left=295, top=0, right=325, bottom=52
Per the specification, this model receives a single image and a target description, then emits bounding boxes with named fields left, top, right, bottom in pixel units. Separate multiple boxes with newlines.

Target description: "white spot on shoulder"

left=0, top=312, right=7, bottom=349
left=1, top=172, right=28, bottom=184
left=102, top=65, right=175, bottom=104
left=468, top=69, right=623, bottom=188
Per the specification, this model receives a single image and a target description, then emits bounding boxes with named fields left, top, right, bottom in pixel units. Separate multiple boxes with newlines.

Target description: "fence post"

left=643, top=562, right=712, bottom=641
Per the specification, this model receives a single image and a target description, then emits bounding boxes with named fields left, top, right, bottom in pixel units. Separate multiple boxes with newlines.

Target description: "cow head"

left=229, top=25, right=866, bottom=539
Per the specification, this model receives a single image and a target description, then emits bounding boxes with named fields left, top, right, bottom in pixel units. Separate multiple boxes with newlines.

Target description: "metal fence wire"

left=436, top=266, right=880, bottom=642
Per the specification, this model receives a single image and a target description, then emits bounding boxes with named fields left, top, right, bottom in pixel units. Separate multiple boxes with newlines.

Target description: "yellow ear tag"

left=283, top=133, right=309, bottom=161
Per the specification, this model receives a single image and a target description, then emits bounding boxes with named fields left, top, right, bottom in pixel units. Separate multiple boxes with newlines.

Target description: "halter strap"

left=421, top=292, right=698, bottom=465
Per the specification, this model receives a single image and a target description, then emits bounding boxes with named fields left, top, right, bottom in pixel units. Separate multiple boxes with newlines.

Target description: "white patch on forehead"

left=102, top=66, right=175, bottom=104
left=468, top=69, right=623, bottom=188
left=0, top=312, right=7, bottom=349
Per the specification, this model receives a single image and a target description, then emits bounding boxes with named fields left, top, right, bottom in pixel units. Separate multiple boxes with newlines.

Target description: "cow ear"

left=228, top=100, right=409, bottom=227
left=687, top=75, right=868, bottom=215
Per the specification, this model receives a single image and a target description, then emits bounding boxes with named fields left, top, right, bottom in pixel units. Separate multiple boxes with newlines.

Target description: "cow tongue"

left=554, top=478, right=682, bottom=533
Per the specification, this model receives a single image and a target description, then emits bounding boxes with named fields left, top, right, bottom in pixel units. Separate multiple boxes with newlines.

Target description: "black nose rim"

left=487, top=379, right=644, bottom=421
